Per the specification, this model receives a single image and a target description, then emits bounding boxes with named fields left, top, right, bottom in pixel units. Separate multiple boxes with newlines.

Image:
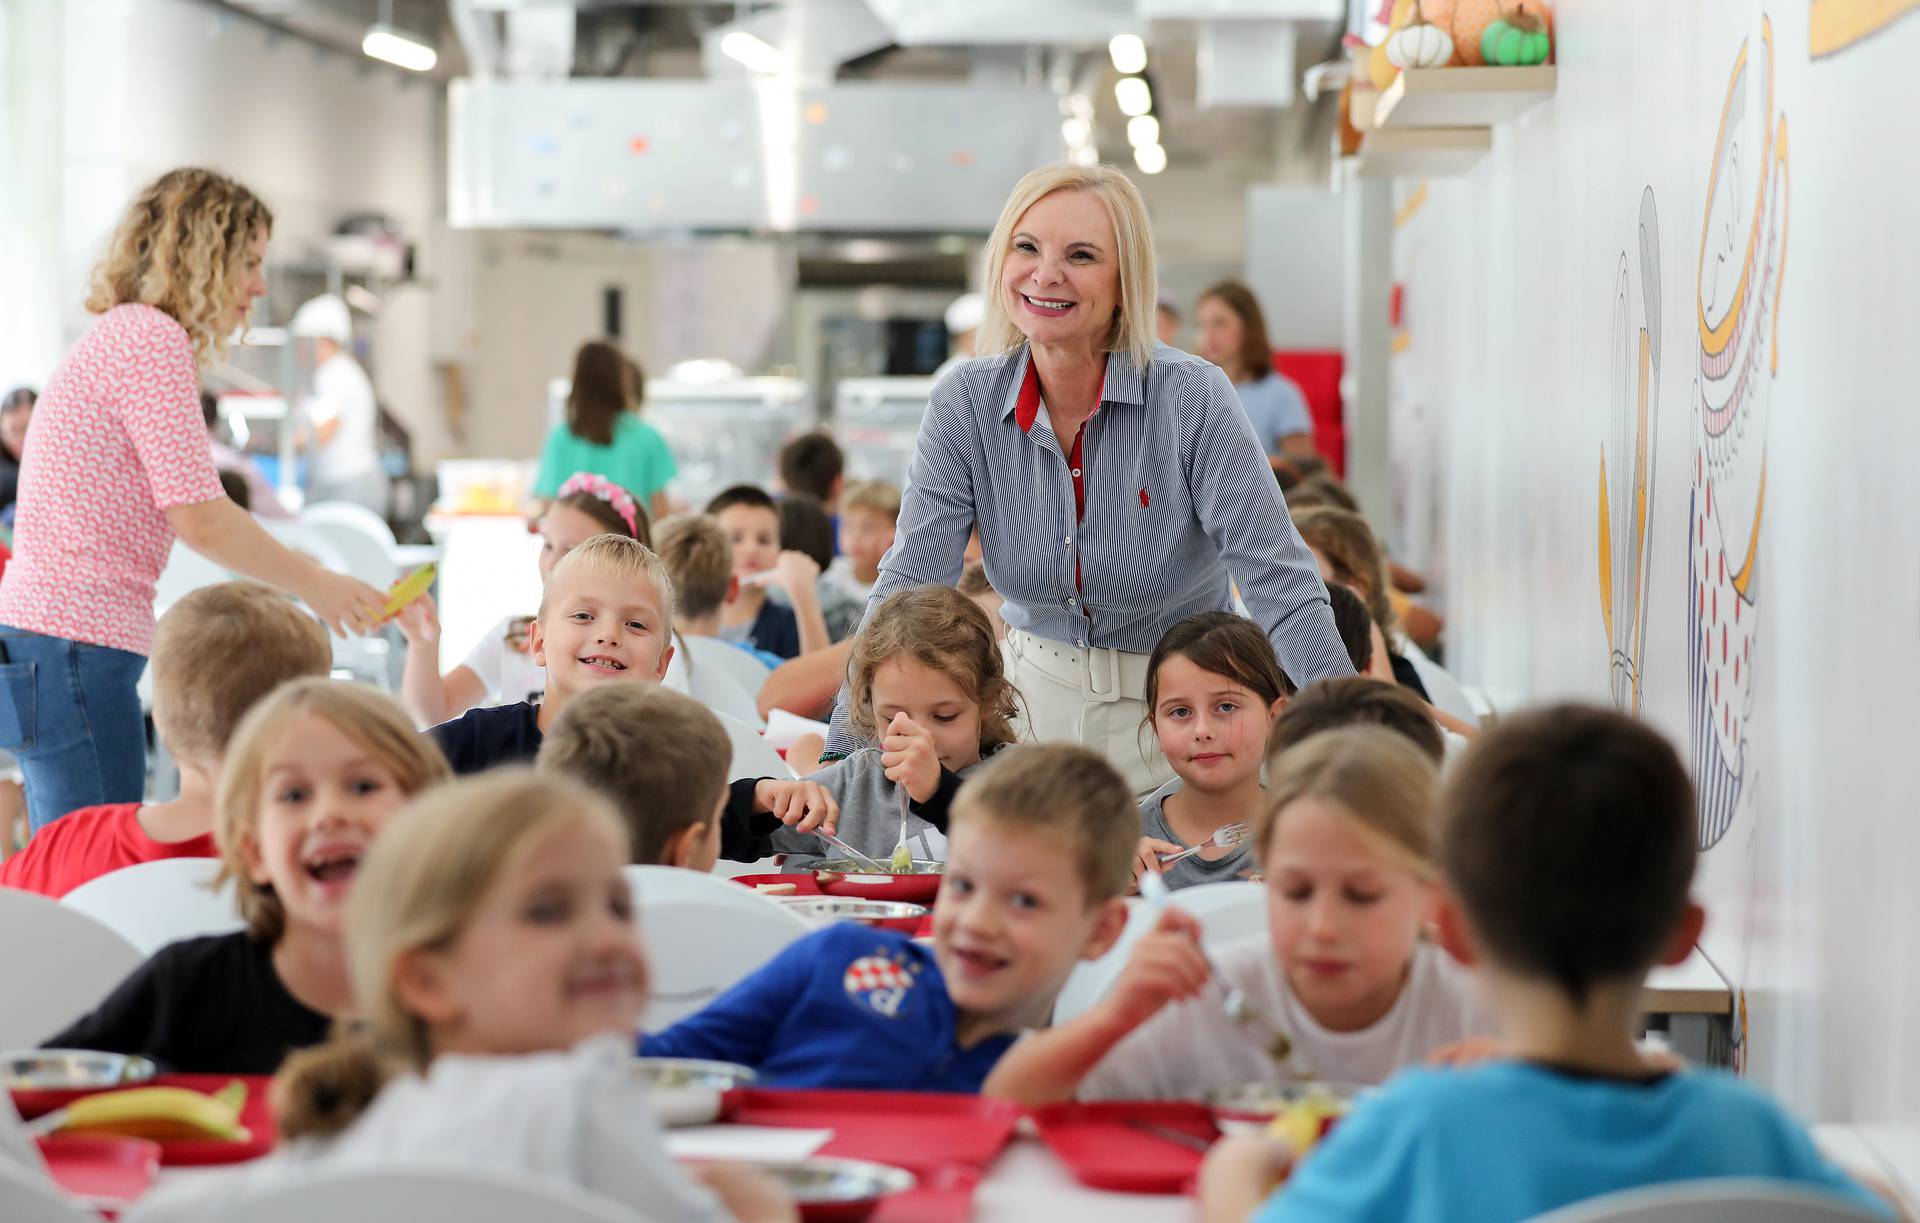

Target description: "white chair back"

left=684, top=636, right=773, bottom=699
left=0, top=1166, right=96, bottom=1223
left=1050, top=882, right=1270, bottom=1024
left=683, top=663, right=764, bottom=731
left=715, top=712, right=792, bottom=781
left=1525, top=1179, right=1890, bottom=1222
left=0, top=889, right=143, bottom=1046
left=301, top=502, right=400, bottom=590
left=0, top=1093, right=46, bottom=1184
left=627, top=865, right=810, bottom=1028
left=261, top=521, right=352, bottom=574
left=60, top=859, right=244, bottom=958
left=153, top=542, right=234, bottom=616
left=209, top=1168, right=643, bottom=1223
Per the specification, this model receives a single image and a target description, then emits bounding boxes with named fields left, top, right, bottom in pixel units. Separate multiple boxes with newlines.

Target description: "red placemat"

left=36, top=1134, right=160, bottom=1215
left=725, top=1088, right=1019, bottom=1174
left=1029, top=1100, right=1219, bottom=1194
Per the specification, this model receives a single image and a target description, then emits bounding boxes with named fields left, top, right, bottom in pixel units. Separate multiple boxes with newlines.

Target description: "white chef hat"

left=944, top=292, right=984, bottom=336
left=289, top=294, right=352, bottom=344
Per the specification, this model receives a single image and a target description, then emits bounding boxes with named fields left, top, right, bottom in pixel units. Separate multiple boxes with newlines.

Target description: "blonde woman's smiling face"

left=1001, top=189, right=1119, bottom=353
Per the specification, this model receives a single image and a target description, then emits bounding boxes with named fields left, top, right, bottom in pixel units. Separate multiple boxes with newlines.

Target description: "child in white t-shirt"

left=396, top=474, right=660, bottom=725
left=984, top=726, right=1491, bottom=1104
left=127, top=770, right=793, bottom=1223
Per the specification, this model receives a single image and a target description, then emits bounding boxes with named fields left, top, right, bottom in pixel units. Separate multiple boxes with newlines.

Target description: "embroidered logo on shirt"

left=1139, top=487, right=1150, bottom=508
left=843, top=950, right=921, bottom=1019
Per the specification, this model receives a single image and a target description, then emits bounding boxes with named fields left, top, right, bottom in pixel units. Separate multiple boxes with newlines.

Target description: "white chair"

left=301, top=501, right=401, bottom=590
left=210, top=1168, right=646, bottom=1223
left=1526, top=1179, right=1890, bottom=1222
left=1051, top=882, right=1270, bottom=1024
left=0, top=1093, right=46, bottom=1186
left=1396, top=637, right=1480, bottom=728
left=715, top=711, right=793, bottom=781
left=1173, top=880, right=1269, bottom=950
left=626, top=865, right=810, bottom=1028
left=709, top=856, right=782, bottom=880
left=153, top=542, right=234, bottom=616
left=684, top=662, right=764, bottom=731
left=683, top=636, right=774, bottom=700
left=0, top=889, right=143, bottom=1046
left=0, top=1167, right=96, bottom=1223
left=60, top=859, right=244, bottom=957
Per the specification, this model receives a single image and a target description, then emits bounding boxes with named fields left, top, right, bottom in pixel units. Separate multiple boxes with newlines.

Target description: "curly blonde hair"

left=848, top=585, right=1021, bottom=750
left=85, top=167, right=273, bottom=366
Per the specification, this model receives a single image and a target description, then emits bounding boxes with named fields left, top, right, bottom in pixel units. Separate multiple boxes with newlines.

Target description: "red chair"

left=1273, top=350, right=1345, bottom=476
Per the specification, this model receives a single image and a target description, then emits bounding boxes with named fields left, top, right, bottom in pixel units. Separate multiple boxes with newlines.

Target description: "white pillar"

left=0, top=0, right=69, bottom=386
left=1341, top=176, right=1393, bottom=524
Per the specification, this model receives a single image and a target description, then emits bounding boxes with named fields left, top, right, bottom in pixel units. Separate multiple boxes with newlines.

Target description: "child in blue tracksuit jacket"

left=640, top=743, right=1144, bottom=1093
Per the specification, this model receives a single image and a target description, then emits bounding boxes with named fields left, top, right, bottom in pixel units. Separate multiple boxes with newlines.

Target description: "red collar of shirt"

left=1013, top=356, right=1106, bottom=434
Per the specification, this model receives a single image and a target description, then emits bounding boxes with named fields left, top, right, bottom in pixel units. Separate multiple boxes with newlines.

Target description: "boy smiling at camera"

left=639, top=743, right=1137, bottom=1091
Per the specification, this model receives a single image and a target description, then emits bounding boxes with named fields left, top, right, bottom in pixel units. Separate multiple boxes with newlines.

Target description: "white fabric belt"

left=1007, top=629, right=1152, bottom=705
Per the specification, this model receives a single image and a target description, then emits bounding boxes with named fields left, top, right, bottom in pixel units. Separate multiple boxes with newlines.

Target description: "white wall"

left=35, top=0, right=445, bottom=456
left=1247, top=184, right=1347, bottom=350
left=1391, top=0, right=1920, bottom=1192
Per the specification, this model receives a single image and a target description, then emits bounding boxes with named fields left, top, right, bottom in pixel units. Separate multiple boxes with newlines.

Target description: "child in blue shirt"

left=1200, top=704, right=1897, bottom=1223
left=641, top=743, right=1139, bottom=1092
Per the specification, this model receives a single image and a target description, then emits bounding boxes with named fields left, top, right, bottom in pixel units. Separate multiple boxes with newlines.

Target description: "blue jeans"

left=0, top=627, right=149, bottom=834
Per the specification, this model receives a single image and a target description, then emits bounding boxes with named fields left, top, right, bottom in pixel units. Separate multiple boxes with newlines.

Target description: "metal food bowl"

left=761, top=1156, right=916, bottom=1222
left=630, top=1058, right=758, bottom=1128
left=3, top=1051, right=158, bottom=1092
left=779, top=897, right=929, bottom=926
left=1204, top=1081, right=1365, bottom=1134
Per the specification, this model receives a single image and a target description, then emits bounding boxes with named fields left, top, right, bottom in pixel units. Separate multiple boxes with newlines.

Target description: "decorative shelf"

left=1374, top=66, right=1556, bottom=129
left=1355, top=127, right=1492, bottom=179
left=1350, top=86, right=1382, bottom=131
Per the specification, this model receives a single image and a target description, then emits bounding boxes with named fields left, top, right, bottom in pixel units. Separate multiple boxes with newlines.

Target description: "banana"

left=1264, top=1090, right=1345, bottom=1158
left=55, top=1082, right=251, bottom=1142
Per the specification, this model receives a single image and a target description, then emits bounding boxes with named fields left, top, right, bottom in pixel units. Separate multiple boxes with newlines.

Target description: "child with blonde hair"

left=1, top=581, right=331, bottom=897
left=429, top=533, right=837, bottom=858
left=826, top=479, right=901, bottom=604
left=49, top=680, right=450, bottom=1074
left=396, top=473, right=657, bottom=725
left=1131, top=612, right=1293, bottom=891
left=126, top=770, right=792, bottom=1223
left=771, top=585, right=1020, bottom=868
left=986, top=726, right=1491, bottom=1104
left=1205, top=707, right=1894, bottom=1223
left=643, top=744, right=1138, bottom=1092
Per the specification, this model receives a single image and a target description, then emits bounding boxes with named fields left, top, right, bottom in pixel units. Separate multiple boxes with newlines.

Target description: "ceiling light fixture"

left=720, top=29, right=786, bottom=75
left=1062, top=117, right=1092, bottom=148
left=1127, top=115, right=1160, bottom=148
left=1133, top=143, right=1167, bottom=175
left=1114, top=76, right=1152, bottom=118
left=1108, top=34, right=1148, bottom=75
left=363, top=0, right=437, bottom=72
left=1069, top=144, right=1100, bottom=167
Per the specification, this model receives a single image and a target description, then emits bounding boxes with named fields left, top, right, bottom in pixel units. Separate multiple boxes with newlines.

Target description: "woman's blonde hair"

left=975, top=163, right=1158, bottom=369
left=273, top=769, right=629, bottom=1141
left=1256, top=725, right=1440, bottom=880
left=215, top=679, right=452, bottom=942
left=85, top=167, right=272, bottom=366
left=848, top=585, right=1021, bottom=751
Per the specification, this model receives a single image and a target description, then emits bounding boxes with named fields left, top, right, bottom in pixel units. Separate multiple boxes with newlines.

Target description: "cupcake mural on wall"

left=1598, top=187, right=1661, bottom=718
left=1689, top=16, right=1789, bottom=852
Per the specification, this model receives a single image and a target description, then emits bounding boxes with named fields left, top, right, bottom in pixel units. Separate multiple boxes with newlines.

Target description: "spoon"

left=889, top=782, right=914, bottom=874
left=1138, top=870, right=1310, bottom=1075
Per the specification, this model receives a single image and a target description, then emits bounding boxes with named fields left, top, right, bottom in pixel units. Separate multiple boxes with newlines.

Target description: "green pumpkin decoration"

left=1481, top=9, right=1550, bottom=65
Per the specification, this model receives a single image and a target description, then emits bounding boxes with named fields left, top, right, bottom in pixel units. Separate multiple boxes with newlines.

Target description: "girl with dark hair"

left=532, top=340, right=676, bottom=522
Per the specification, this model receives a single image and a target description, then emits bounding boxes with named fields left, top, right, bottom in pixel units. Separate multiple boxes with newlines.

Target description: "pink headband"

left=556, top=472, right=640, bottom=537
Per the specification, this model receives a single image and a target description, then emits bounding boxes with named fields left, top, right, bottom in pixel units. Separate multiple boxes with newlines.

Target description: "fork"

left=1138, top=870, right=1311, bottom=1076
left=816, top=831, right=890, bottom=874
left=1156, top=821, right=1251, bottom=867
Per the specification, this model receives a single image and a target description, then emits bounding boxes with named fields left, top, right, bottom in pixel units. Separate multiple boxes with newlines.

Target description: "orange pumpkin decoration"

left=1423, top=0, right=1551, bottom=66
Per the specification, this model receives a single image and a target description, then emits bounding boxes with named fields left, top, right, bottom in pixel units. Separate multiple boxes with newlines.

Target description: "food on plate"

left=889, top=841, right=914, bottom=874
left=49, top=1082, right=250, bottom=1142
left=1264, top=1088, right=1349, bottom=1157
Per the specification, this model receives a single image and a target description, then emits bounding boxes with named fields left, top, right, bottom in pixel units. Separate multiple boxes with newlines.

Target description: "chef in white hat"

left=931, top=292, right=985, bottom=380
left=290, top=293, right=386, bottom=514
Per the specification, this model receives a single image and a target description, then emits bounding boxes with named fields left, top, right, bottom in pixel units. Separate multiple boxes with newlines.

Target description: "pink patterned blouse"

left=0, top=305, right=225, bottom=655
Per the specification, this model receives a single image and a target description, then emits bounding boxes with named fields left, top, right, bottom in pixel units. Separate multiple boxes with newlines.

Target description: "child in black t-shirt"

left=46, top=680, right=450, bottom=1074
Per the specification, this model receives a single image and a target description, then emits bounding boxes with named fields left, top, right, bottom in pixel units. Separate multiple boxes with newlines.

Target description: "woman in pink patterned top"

left=0, top=168, right=389, bottom=835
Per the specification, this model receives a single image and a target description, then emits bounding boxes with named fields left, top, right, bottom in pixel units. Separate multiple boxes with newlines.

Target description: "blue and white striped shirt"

left=824, top=342, right=1352, bottom=755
